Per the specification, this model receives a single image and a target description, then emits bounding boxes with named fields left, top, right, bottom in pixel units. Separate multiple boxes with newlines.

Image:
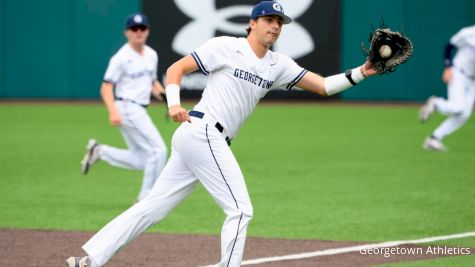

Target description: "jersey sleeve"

left=451, top=26, right=475, bottom=49
left=103, top=55, right=123, bottom=85
left=272, top=54, right=308, bottom=90
left=450, top=28, right=467, bottom=48
left=190, top=37, right=232, bottom=75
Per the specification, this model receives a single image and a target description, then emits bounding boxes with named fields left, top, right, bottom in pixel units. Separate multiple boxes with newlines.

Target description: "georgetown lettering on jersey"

left=233, top=68, right=273, bottom=89
left=127, top=70, right=154, bottom=79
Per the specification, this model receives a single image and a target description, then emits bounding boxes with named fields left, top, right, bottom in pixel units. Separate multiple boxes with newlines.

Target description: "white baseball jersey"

left=104, top=44, right=158, bottom=105
left=191, top=36, right=307, bottom=138
left=99, top=43, right=167, bottom=201
left=82, top=37, right=308, bottom=267
left=451, top=25, right=475, bottom=76
left=431, top=25, right=475, bottom=141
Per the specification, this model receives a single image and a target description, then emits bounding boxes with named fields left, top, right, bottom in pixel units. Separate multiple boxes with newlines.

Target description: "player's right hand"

left=442, top=67, right=453, bottom=84
left=109, top=112, right=122, bottom=126
left=362, top=61, right=377, bottom=77
left=169, top=105, right=191, bottom=123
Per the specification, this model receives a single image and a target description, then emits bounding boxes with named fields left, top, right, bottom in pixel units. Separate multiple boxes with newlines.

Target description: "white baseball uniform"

left=82, top=36, right=307, bottom=267
left=99, top=43, right=167, bottom=200
left=433, top=25, right=475, bottom=140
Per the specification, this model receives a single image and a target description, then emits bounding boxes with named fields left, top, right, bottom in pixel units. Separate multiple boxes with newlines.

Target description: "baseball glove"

left=363, top=28, right=413, bottom=74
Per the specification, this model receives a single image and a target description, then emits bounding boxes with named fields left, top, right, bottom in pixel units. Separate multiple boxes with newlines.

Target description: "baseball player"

left=80, top=13, right=167, bottom=201
left=67, top=2, right=379, bottom=266
left=419, top=24, right=475, bottom=151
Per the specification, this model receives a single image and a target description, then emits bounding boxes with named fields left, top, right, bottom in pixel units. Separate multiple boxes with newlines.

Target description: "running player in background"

left=68, top=2, right=381, bottom=267
left=419, top=25, right=475, bottom=151
left=80, top=13, right=167, bottom=201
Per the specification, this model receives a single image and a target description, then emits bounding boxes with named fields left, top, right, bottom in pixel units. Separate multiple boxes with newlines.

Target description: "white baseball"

left=379, top=45, right=392, bottom=58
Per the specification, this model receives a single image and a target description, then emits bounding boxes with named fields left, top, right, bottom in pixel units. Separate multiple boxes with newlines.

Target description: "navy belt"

left=116, top=97, right=148, bottom=108
left=189, top=111, right=231, bottom=146
left=454, top=66, right=475, bottom=80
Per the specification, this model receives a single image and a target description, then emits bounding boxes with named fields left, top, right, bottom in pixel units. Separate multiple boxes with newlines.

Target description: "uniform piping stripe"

left=286, top=69, right=308, bottom=90
left=227, top=212, right=243, bottom=267
left=191, top=52, right=209, bottom=75
left=205, top=124, right=242, bottom=266
left=103, top=79, right=116, bottom=85
left=205, top=124, right=239, bottom=209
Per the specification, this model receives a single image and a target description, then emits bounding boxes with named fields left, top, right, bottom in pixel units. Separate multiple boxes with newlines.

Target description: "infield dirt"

left=0, top=229, right=460, bottom=266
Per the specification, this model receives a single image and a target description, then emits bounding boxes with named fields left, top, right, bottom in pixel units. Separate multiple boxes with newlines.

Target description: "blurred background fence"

left=0, top=0, right=474, bottom=101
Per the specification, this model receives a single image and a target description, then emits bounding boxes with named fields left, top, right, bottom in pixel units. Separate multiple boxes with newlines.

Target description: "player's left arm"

left=297, top=61, right=377, bottom=96
left=152, top=80, right=166, bottom=100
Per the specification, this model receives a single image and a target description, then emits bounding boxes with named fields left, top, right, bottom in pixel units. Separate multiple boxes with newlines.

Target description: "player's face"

left=252, top=15, right=283, bottom=46
left=125, top=25, right=149, bottom=46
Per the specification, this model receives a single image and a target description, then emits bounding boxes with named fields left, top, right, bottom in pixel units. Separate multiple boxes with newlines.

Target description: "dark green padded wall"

left=341, top=0, right=475, bottom=101
left=0, top=0, right=140, bottom=98
left=1, top=0, right=474, bottom=100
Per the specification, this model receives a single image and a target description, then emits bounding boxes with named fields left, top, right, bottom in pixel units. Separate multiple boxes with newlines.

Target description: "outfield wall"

left=0, top=0, right=473, bottom=101
left=0, top=0, right=140, bottom=98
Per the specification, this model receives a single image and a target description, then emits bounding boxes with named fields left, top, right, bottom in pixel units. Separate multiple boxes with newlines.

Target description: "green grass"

left=1, top=103, right=474, bottom=254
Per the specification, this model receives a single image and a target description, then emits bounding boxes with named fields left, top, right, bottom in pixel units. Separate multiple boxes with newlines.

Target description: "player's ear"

left=249, top=19, right=256, bottom=30
left=124, top=30, right=131, bottom=39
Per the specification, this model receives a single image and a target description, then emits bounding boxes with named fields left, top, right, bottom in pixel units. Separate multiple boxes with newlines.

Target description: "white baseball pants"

left=83, top=116, right=253, bottom=267
left=433, top=68, right=475, bottom=140
left=99, top=101, right=167, bottom=200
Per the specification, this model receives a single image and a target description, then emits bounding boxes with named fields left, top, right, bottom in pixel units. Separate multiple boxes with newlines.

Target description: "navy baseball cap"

left=125, top=13, right=150, bottom=29
left=251, top=1, right=292, bottom=24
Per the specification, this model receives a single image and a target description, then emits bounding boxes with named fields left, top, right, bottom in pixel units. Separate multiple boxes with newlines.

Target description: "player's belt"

left=189, top=110, right=231, bottom=146
left=115, top=97, right=148, bottom=108
left=454, top=66, right=475, bottom=80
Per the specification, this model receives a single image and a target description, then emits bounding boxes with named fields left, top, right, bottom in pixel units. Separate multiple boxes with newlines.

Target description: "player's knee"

left=446, top=103, right=464, bottom=115
left=132, top=152, right=147, bottom=168
left=454, top=113, right=471, bottom=126
left=123, top=151, right=146, bottom=169
left=460, top=109, right=472, bottom=121
left=243, top=210, right=253, bottom=222
left=227, top=202, right=253, bottom=222
left=149, top=142, right=167, bottom=159
left=134, top=160, right=146, bottom=170
left=453, top=107, right=464, bottom=115
left=158, top=145, right=167, bottom=159
left=145, top=150, right=155, bottom=158
left=240, top=202, right=253, bottom=220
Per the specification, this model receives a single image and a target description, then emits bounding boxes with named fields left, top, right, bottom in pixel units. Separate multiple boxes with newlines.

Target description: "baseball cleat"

left=66, top=256, right=89, bottom=267
left=422, top=137, right=447, bottom=152
left=419, top=96, right=437, bottom=123
left=81, top=139, right=101, bottom=175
